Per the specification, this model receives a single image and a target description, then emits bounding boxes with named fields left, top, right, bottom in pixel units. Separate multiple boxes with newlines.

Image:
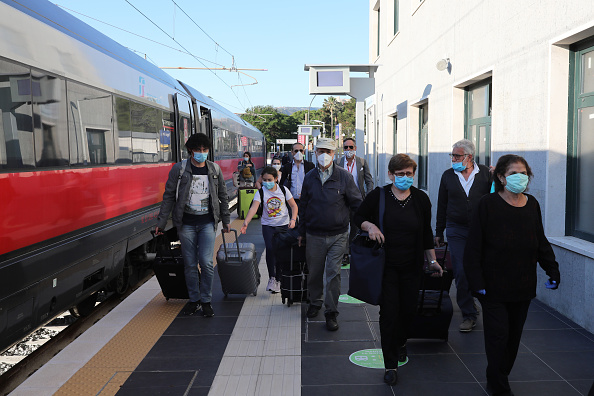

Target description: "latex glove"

left=476, top=289, right=486, bottom=295
left=545, top=279, right=559, bottom=290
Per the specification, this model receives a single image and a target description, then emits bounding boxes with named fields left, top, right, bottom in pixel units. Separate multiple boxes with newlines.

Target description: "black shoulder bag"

left=347, top=187, right=385, bottom=305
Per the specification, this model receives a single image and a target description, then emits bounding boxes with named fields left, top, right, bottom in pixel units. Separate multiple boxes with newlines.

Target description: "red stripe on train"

left=0, top=164, right=173, bottom=256
left=0, top=156, right=265, bottom=257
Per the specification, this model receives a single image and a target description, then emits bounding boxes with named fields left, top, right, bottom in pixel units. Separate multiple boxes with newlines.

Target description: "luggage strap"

left=151, top=230, right=177, bottom=261
left=176, top=159, right=188, bottom=201
left=221, top=229, right=243, bottom=263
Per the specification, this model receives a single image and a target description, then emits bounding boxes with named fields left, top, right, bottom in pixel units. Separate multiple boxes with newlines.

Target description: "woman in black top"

left=354, top=154, right=442, bottom=386
left=464, top=154, right=560, bottom=396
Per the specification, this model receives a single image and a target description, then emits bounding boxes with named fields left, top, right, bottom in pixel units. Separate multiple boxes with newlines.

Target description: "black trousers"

left=379, top=265, right=420, bottom=369
left=481, top=298, right=531, bottom=395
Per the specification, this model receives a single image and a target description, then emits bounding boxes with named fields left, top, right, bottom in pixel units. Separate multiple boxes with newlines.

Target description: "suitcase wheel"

left=253, top=289, right=257, bottom=296
left=166, top=297, right=170, bottom=301
left=287, top=299, right=293, bottom=307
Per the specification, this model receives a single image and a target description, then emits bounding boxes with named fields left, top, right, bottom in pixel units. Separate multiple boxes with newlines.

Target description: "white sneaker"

left=266, top=277, right=275, bottom=292
left=272, top=279, right=281, bottom=293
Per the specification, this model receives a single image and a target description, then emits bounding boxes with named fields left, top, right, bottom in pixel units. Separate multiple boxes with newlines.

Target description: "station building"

left=366, top=0, right=594, bottom=332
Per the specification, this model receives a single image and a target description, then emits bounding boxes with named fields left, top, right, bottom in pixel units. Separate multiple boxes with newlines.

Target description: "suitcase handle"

left=151, top=230, right=177, bottom=261
left=221, top=229, right=242, bottom=261
left=419, top=242, right=449, bottom=312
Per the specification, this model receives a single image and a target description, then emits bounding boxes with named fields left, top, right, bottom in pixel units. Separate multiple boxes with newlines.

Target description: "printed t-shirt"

left=253, top=185, right=294, bottom=227
left=182, top=163, right=214, bottom=225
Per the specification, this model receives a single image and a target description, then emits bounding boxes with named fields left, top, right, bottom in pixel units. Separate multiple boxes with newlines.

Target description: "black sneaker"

left=306, top=304, right=321, bottom=318
left=202, top=302, right=214, bottom=317
left=384, top=369, right=398, bottom=385
left=325, top=313, right=339, bottom=331
left=398, top=344, right=408, bottom=364
left=183, top=301, right=200, bottom=316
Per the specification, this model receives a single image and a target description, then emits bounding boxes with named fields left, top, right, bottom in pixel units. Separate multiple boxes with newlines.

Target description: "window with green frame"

left=394, top=0, right=399, bottom=36
left=418, top=104, right=428, bottom=190
left=567, top=38, right=594, bottom=243
left=464, top=78, right=492, bottom=166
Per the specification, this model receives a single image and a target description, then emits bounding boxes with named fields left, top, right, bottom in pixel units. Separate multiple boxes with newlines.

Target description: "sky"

left=54, top=0, right=370, bottom=113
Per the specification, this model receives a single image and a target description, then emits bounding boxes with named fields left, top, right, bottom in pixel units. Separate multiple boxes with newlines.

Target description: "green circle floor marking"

left=338, top=294, right=364, bottom=304
left=349, top=349, right=408, bottom=369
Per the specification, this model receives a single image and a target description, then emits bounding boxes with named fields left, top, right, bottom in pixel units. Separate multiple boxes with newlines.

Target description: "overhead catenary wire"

left=123, top=0, right=246, bottom=110
left=55, top=4, right=225, bottom=68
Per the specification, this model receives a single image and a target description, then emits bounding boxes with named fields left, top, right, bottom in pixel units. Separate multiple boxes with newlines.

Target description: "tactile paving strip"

left=54, top=218, right=244, bottom=396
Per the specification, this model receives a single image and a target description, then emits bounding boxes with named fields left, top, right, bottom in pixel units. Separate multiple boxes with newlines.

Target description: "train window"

left=114, top=97, right=132, bottom=163
left=0, top=59, right=35, bottom=170
left=67, top=82, right=114, bottom=166
left=32, top=70, right=68, bottom=167
left=130, top=101, right=159, bottom=163
left=161, top=111, right=174, bottom=162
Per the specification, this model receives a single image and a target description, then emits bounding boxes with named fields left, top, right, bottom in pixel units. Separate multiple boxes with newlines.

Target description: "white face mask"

left=272, top=164, right=281, bottom=171
left=317, top=153, right=332, bottom=168
left=293, top=151, right=303, bottom=161
left=345, top=151, right=355, bottom=159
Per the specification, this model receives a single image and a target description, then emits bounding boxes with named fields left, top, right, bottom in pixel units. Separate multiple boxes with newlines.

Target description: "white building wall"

left=368, top=0, right=594, bottom=332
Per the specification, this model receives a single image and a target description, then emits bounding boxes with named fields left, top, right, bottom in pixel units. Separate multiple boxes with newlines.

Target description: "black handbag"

left=348, top=187, right=385, bottom=305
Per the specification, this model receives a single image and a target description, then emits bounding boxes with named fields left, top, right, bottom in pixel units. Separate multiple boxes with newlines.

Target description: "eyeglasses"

left=449, top=153, right=468, bottom=160
left=293, top=149, right=304, bottom=153
left=344, top=145, right=354, bottom=150
left=393, top=171, right=414, bottom=177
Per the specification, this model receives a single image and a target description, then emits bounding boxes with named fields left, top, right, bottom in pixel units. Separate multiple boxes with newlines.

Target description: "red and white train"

left=0, top=0, right=265, bottom=352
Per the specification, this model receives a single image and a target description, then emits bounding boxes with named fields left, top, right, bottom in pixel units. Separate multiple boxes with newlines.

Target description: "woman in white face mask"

left=255, top=158, right=282, bottom=189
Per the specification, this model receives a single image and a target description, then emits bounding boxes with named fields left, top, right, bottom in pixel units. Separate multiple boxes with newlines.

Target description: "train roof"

left=1, top=0, right=261, bottom=138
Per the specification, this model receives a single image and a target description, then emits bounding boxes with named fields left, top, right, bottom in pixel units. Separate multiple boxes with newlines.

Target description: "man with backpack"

left=155, top=133, right=231, bottom=317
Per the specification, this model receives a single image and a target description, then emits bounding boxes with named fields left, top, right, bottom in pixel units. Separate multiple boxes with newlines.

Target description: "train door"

left=174, top=93, right=193, bottom=161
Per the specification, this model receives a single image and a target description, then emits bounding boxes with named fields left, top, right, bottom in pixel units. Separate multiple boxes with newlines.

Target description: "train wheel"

left=69, top=293, right=98, bottom=317
left=112, top=256, right=131, bottom=295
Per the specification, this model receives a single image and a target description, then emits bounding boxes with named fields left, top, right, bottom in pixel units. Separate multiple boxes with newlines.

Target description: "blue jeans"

left=446, top=222, right=478, bottom=320
left=262, top=224, right=288, bottom=279
left=178, top=222, right=216, bottom=303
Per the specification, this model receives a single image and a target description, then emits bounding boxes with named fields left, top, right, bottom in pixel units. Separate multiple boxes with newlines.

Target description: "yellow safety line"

left=55, top=218, right=245, bottom=396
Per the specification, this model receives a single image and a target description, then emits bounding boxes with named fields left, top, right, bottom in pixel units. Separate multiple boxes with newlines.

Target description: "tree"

left=240, top=106, right=299, bottom=146
left=336, top=98, right=356, bottom=138
left=322, top=96, right=344, bottom=134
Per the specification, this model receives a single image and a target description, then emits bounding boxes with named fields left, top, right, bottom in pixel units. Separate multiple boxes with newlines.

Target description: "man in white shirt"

left=334, top=138, right=374, bottom=265
left=279, top=143, right=314, bottom=204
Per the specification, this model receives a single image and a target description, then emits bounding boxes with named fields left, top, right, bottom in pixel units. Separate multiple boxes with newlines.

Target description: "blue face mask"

left=393, top=176, right=414, bottom=191
left=505, top=173, right=529, bottom=194
left=193, top=152, right=208, bottom=163
left=262, top=181, right=275, bottom=190
left=451, top=161, right=466, bottom=172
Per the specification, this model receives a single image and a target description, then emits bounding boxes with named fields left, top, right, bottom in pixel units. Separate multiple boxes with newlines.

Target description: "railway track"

left=0, top=272, right=154, bottom=396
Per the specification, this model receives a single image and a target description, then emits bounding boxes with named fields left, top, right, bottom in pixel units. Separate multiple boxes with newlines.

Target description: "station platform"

left=9, top=215, right=594, bottom=396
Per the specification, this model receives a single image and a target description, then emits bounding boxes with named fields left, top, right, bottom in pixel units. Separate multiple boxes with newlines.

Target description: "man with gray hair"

left=435, top=139, right=492, bottom=332
left=298, top=138, right=362, bottom=331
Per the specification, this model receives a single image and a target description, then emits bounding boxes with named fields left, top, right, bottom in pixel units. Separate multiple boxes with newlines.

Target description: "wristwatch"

left=429, top=260, right=437, bottom=265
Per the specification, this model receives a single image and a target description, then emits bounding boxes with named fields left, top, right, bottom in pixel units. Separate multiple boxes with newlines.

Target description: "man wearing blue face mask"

left=298, top=138, right=362, bottom=331
left=155, top=133, right=231, bottom=317
left=435, top=139, right=492, bottom=332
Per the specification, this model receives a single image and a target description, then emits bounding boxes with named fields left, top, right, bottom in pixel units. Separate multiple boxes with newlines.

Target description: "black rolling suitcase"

left=152, top=232, right=189, bottom=300
left=216, top=229, right=260, bottom=297
left=277, top=243, right=308, bottom=307
left=409, top=242, right=453, bottom=341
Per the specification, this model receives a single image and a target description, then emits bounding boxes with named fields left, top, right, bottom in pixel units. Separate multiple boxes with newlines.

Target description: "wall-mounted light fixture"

left=436, top=58, right=450, bottom=71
